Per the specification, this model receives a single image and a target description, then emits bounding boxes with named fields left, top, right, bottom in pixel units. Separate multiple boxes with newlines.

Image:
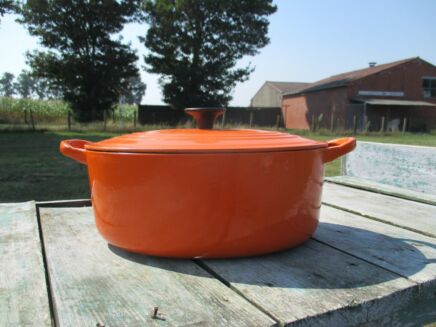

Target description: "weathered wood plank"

left=204, top=240, right=417, bottom=326
left=0, top=202, right=51, bottom=326
left=315, top=205, right=436, bottom=326
left=315, top=205, right=436, bottom=285
left=367, top=293, right=436, bottom=327
left=322, top=182, right=436, bottom=237
left=325, top=176, right=436, bottom=206
left=343, top=141, right=436, bottom=195
left=39, top=207, right=276, bottom=327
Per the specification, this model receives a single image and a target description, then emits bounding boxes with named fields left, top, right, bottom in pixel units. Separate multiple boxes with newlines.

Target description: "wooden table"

left=1, top=181, right=435, bottom=326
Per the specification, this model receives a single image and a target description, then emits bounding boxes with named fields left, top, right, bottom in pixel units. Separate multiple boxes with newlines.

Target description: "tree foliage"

left=32, top=77, right=63, bottom=100
left=14, top=70, right=34, bottom=98
left=18, top=0, right=143, bottom=122
left=120, top=75, right=146, bottom=104
left=0, top=72, right=15, bottom=96
left=0, top=0, right=17, bottom=20
left=141, top=0, right=276, bottom=109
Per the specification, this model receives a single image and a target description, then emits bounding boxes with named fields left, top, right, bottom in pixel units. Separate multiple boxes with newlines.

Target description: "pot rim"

left=60, top=137, right=355, bottom=164
left=84, top=128, right=328, bottom=154
left=84, top=145, right=328, bottom=155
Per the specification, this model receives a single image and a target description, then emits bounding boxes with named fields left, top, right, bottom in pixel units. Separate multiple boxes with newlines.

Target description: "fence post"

left=316, top=113, right=324, bottom=131
left=30, top=109, right=35, bottom=131
left=67, top=111, right=72, bottom=131
left=380, top=116, right=385, bottom=134
left=221, top=109, right=226, bottom=128
left=24, top=109, right=28, bottom=124
left=363, top=115, right=367, bottom=133
left=103, top=110, right=107, bottom=131
left=133, top=110, right=137, bottom=130
left=352, top=115, right=357, bottom=135
left=402, top=118, right=407, bottom=135
left=275, top=114, right=281, bottom=130
left=249, top=111, right=254, bottom=127
left=311, top=114, right=316, bottom=132
left=364, top=116, right=370, bottom=134
left=330, top=112, right=335, bottom=133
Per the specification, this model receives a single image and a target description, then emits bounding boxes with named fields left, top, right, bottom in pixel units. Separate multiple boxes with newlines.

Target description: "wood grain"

left=315, top=205, right=436, bottom=284
left=322, top=182, right=436, bottom=237
left=314, top=205, right=436, bottom=326
left=325, top=176, right=436, bottom=206
left=0, top=202, right=51, bottom=326
left=204, top=239, right=416, bottom=326
left=39, top=207, right=276, bottom=327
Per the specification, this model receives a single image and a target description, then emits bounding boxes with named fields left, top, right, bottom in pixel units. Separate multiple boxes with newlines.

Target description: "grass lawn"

left=0, top=129, right=435, bottom=203
left=0, top=131, right=116, bottom=203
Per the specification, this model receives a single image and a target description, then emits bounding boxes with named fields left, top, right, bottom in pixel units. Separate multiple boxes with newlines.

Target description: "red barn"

left=281, top=57, right=436, bottom=131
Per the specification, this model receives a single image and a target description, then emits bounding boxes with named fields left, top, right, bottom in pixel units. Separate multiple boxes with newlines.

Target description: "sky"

left=1, top=0, right=436, bottom=106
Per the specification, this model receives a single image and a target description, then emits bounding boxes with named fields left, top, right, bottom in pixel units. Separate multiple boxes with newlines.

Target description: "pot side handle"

left=323, top=137, right=356, bottom=163
left=60, top=139, right=92, bottom=165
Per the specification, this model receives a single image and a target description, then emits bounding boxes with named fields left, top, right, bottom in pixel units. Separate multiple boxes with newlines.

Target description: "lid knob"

left=185, top=107, right=225, bottom=129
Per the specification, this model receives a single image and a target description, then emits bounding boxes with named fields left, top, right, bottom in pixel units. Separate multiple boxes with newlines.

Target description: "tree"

left=30, top=76, right=63, bottom=99
left=14, top=70, right=35, bottom=98
left=0, top=0, right=17, bottom=21
left=120, top=75, right=146, bottom=104
left=0, top=72, right=15, bottom=96
left=19, top=0, right=143, bottom=122
left=32, top=77, right=49, bottom=99
left=141, top=0, right=276, bottom=109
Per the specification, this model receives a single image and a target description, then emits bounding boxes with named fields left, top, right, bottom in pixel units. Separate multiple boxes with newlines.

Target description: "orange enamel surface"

left=59, top=132, right=355, bottom=258
left=323, top=137, right=356, bottom=163
left=86, top=150, right=324, bottom=258
left=85, top=129, right=327, bottom=153
left=60, top=139, right=91, bottom=164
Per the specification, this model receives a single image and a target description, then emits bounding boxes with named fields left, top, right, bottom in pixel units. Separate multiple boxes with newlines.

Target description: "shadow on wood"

left=107, top=221, right=429, bottom=290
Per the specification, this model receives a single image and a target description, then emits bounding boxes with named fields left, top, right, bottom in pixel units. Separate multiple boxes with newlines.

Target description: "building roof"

left=284, top=57, right=422, bottom=97
left=266, top=81, right=311, bottom=94
left=352, top=98, right=436, bottom=107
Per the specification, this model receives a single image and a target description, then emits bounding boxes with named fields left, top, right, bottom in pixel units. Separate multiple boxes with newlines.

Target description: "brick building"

left=281, top=57, right=436, bottom=131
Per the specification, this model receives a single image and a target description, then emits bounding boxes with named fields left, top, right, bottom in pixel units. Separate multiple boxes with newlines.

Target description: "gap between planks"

left=196, top=233, right=421, bottom=314
left=325, top=178, right=436, bottom=207
left=194, top=260, right=283, bottom=326
left=35, top=200, right=96, bottom=327
left=35, top=204, right=59, bottom=327
left=309, top=237, right=419, bottom=287
left=321, top=201, right=436, bottom=239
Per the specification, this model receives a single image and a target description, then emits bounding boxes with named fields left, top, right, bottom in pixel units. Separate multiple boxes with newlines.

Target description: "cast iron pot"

left=60, top=108, right=355, bottom=258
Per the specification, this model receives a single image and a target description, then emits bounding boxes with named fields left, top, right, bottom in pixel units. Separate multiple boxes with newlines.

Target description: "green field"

left=0, top=129, right=435, bottom=203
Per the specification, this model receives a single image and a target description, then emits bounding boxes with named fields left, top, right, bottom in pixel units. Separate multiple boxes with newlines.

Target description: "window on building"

left=422, top=77, right=436, bottom=98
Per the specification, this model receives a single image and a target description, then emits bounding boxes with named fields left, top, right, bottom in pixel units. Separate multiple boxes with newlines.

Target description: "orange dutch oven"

left=60, top=108, right=355, bottom=258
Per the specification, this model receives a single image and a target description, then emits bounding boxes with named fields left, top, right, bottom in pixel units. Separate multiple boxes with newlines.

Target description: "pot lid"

left=85, top=108, right=327, bottom=153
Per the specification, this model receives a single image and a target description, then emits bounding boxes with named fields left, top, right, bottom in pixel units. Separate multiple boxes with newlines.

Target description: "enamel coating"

left=87, top=150, right=323, bottom=258
left=60, top=136, right=355, bottom=258
left=84, top=129, right=328, bottom=153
